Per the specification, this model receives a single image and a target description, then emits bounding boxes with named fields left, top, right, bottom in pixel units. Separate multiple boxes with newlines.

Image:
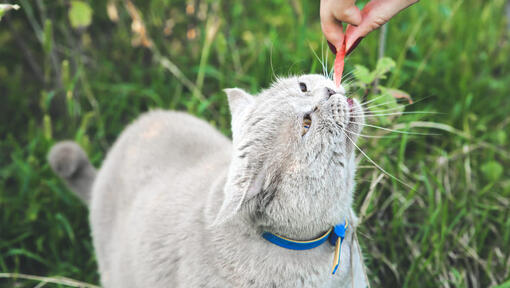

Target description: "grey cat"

left=49, top=74, right=368, bottom=288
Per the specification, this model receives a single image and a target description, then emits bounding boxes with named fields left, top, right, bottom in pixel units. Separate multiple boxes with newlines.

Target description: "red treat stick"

left=333, top=37, right=347, bottom=87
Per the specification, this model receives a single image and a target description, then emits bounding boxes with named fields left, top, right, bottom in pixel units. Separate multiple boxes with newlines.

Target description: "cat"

left=48, top=74, right=368, bottom=288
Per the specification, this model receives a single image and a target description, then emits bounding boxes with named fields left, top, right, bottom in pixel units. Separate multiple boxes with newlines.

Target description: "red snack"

left=333, top=38, right=347, bottom=87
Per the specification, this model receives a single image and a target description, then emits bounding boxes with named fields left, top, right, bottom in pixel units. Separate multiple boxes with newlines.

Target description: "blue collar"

left=262, top=220, right=348, bottom=275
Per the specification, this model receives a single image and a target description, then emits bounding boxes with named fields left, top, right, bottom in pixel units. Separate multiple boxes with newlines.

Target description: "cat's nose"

left=325, top=87, right=337, bottom=99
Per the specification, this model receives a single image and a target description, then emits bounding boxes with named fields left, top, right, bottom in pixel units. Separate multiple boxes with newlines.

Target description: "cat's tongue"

left=347, top=98, right=355, bottom=122
left=333, top=38, right=347, bottom=87
left=347, top=98, right=354, bottom=107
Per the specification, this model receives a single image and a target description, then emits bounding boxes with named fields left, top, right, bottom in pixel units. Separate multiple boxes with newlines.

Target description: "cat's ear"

left=213, top=88, right=261, bottom=225
left=224, top=88, right=254, bottom=120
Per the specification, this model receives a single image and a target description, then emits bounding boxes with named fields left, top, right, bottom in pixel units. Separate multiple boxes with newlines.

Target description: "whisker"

left=360, top=93, right=432, bottom=109
left=320, top=39, right=324, bottom=77
left=269, top=43, right=276, bottom=81
left=341, top=78, right=358, bottom=90
left=359, top=95, right=387, bottom=107
left=355, top=102, right=440, bottom=115
left=344, top=132, right=414, bottom=190
left=346, top=87, right=363, bottom=96
left=341, top=80, right=356, bottom=88
left=354, top=99, right=439, bottom=118
left=325, top=39, right=329, bottom=78
left=347, top=122, right=438, bottom=135
left=341, top=80, right=356, bottom=89
left=341, top=70, right=356, bottom=82
left=363, top=95, right=433, bottom=111
left=349, top=111, right=439, bottom=118
left=341, top=75, right=356, bottom=85
left=343, top=128, right=402, bottom=139
left=309, top=42, right=326, bottom=77
left=358, top=99, right=411, bottom=109
left=342, top=81, right=354, bottom=87
left=363, top=100, right=410, bottom=111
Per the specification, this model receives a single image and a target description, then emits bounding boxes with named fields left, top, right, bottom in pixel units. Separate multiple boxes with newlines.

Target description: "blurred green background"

left=1, top=0, right=509, bottom=287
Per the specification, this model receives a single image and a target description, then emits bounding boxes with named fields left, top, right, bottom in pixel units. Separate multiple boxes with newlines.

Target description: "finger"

left=331, top=5, right=362, bottom=27
left=327, top=40, right=337, bottom=55
left=345, top=36, right=363, bottom=56
left=345, top=0, right=418, bottom=51
left=345, top=23, right=364, bottom=55
left=320, top=13, right=345, bottom=53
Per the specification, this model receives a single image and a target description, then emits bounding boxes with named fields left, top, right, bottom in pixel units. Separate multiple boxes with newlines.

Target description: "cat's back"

left=89, top=110, right=232, bottom=287
left=92, top=110, right=232, bottom=208
left=97, top=109, right=231, bottom=185
left=117, top=110, right=231, bottom=169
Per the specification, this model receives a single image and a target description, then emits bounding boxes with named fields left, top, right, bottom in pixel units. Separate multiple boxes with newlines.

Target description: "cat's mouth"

left=347, top=98, right=354, bottom=107
left=347, top=98, right=354, bottom=122
left=345, top=97, right=364, bottom=138
left=325, top=94, right=363, bottom=137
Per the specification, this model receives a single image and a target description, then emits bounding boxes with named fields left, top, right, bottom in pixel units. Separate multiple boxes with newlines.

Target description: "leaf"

left=68, top=1, right=93, bottom=29
left=215, top=32, right=227, bottom=55
left=502, top=180, right=510, bottom=194
left=385, top=88, right=413, bottom=104
left=75, top=111, right=95, bottom=142
left=353, top=65, right=374, bottom=84
left=481, top=161, right=503, bottom=182
left=43, top=19, right=53, bottom=55
left=55, top=213, right=76, bottom=243
left=61, top=60, right=70, bottom=88
left=43, top=114, right=52, bottom=140
left=6, top=248, right=48, bottom=265
left=490, top=130, right=506, bottom=145
left=39, top=90, right=55, bottom=112
left=374, top=57, right=396, bottom=79
left=367, top=87, right=404, bottom=125
left=493, top=279, right=510, bottom=288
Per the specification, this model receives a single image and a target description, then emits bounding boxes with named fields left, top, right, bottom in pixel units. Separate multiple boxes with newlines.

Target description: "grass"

left=1, top=0, right=509, bottom=287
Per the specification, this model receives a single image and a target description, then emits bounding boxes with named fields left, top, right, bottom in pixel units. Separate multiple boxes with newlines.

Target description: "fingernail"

left=327, top=41, right=337, bottom=55
left=346, top=37, right=363, bottom=56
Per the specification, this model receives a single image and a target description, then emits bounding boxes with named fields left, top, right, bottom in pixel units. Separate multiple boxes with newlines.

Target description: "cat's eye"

left=302, top=114, right=312, bottom=135
left=299, top=82, right=307, bottom=92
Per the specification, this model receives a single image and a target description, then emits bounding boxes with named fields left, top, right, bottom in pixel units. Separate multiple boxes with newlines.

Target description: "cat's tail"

left=48, top=141, right=96, bottom=206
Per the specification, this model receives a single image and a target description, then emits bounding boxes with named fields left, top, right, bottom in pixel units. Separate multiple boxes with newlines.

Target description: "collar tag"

left=329, top=222, right=348, bottom=275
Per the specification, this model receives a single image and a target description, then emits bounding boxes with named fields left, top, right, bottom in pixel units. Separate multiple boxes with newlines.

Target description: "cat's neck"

left=205, top=174, right=350, bottom=242
left=257, top=206, right=350, bottom=241
left=203, top=171, right=358, bottom=287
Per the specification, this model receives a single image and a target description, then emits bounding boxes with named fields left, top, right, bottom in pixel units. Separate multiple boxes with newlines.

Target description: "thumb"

left=345, top=24, right=364, bottom=55
left=332, top=5, right=362, bottom=27
left=345, top=0, right=418, bottom=52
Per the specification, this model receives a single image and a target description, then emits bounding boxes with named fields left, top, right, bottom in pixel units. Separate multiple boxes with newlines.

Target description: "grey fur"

left=49, top=74, right=368, bottom=287
left=48, top=141, right=96, bottom=204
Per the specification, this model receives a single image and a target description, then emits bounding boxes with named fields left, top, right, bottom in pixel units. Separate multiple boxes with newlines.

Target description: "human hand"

left=320, top=0, right=419, bottom=55
left=320, top=0, right=362, bottom=54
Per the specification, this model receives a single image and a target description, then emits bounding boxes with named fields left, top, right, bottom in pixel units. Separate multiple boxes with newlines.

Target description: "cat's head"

left=216, top=74, right=364, bottom=239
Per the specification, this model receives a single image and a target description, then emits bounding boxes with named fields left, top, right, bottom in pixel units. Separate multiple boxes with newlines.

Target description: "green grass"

left=1, top=0, right=509, bottom=287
